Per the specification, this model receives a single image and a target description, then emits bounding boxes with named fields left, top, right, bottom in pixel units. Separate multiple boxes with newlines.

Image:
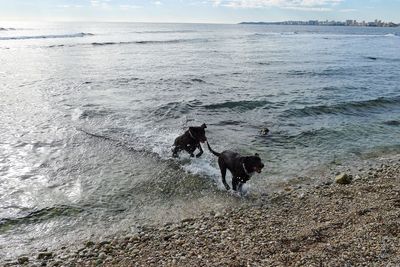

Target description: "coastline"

left=6, top=155, right=400, bottom=266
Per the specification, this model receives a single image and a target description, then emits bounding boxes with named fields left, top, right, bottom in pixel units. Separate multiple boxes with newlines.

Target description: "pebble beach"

left=7, top=157, right=400, bottom=267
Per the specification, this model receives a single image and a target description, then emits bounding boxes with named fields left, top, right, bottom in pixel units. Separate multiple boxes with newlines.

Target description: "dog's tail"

left=206, top=141, right=221, bottom=157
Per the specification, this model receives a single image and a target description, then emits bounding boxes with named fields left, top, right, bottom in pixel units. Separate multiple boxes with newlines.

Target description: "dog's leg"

left=218, top=158, right=230, bottom=190
left=195, top=144, right=203, bottom=158
left=172, top=146, right=179, bottom=158
left=185, top=145, right=195, bottom=157
left=232, top=177, right=239, bottom=191
left=238, top=182, right=245, bottom=195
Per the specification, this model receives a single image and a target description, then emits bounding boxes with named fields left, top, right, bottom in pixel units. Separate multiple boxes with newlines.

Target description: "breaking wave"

left=283, top=96, right=400, bottom=117
left=203, top=100, right=274, bottom=111
left=0, top=32, right=94, bottom=41
left=0, top=205, right=83, bottom=231
left=132, top=30, right=197, bottom=34
left=90, top=38, right=207, bottom=46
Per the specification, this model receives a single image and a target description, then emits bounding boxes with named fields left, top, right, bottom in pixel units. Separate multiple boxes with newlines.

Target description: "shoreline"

left=6, top=155, right=400, bottom=266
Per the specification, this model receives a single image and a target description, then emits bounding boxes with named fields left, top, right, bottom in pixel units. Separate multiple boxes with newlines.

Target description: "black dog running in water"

left=172, top=123, right=207, bottom=158
left=207, top=141, right=264, bottom=191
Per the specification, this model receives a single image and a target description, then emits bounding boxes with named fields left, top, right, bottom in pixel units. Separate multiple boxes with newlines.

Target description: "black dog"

left=172, top=123, right=207, bottom=158
left=207, top=142, right=264, bottom=191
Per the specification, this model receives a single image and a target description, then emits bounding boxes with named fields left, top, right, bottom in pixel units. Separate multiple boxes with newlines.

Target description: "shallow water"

left=1, top=22, right=400, bottom=260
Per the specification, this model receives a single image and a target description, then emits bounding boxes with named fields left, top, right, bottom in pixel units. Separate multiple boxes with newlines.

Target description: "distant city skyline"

left=0, top=0, right=399, bottom=24
left=241, top=19, right=399, bottom=27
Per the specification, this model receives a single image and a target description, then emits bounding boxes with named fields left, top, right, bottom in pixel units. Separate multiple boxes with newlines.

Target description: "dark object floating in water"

left=257, top=62, right=271, bottom=66
left=383, top=120, right=400, bottom=126
left=48, top=44, right=65, bottom=48
left=191, top=78, right=206, bottom=83
left=260, top=128, right=270, bottom=135
left=366, top=56, right=378, bottom=60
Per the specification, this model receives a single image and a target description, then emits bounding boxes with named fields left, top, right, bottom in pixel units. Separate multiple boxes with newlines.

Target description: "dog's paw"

left=190, top=154, right=195, bottom=158
left=196, top=153, right=202, bottom=158
left=238, top=184, right=248, bottom=196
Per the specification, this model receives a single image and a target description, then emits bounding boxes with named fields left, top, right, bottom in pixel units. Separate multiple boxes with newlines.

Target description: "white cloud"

left=210, top=0, right=343, bottom=9
left=58, top=4, right=83, bottom=8
left=282, top=6, right=332, bottom=11
left=119, top=4, right=143, bottom=10
left=339, top=8, right=356, bottom=12
left=90, top=0, right=111, bottom=8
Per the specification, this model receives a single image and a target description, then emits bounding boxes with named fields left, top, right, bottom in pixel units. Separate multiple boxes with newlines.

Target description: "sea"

left=1, top=21, right=399, bottom=261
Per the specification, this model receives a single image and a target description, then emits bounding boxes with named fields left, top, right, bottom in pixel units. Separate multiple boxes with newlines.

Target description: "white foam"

left=181, top=154, right=220, bottom=177
left=74, top=113, right=224, bottom=186
left=125, top=122, right=223, bottom=183
left=71, top=108, right=83, bottom=121
left=0, top=32, right=94, bottom=41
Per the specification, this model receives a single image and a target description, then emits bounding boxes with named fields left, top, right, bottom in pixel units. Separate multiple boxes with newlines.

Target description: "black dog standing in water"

left=207, top=142, right=264, bottom=191
left=172, top=123, right=207, bottom=158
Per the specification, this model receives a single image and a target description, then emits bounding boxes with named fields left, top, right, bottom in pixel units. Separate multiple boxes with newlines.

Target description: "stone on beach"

left=335, top=173, right=352, bottom=184
left=37, top=252, right=53, bottom=260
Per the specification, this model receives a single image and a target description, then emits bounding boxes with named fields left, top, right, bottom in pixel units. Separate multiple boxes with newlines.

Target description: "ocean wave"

left=190, top=78, right=206, bottom=83
left=0, top=32, right=94, bottom=41
left=203, top=100, right=273, bottom=111
left=257, top=62, right=271, bottom=66
left=285, top=67, right=348, bottom=77
left=283, top=96, right=400, bottom=117
left=384, top=33, right=400, bottom=37
left=217, top=120, right=245, bottom=126
left=78, top=107, right=113, bottom=119
left=46, top=38, right=208, bottom=48
left=0, top=27, right=16, bottom=31
left=48, top=44, right=66, bottom=48
left=148, top=101, right=196, bottom=119
left=111, top=77, right=141, bottom=84
left=78, top=126, right=220, bottom=181
left=132, top=30, right=197, bottom=34
left=91, top=42, right=118, bottom=46
left=90, top=38, right=207, bottom=46
left=289, top=127, right=343, bottom=142
left=363, top=56, right=400, bottom=62
left=0, top=205, right=83, bottom=231
left=249, top=33, right=281, bottom=38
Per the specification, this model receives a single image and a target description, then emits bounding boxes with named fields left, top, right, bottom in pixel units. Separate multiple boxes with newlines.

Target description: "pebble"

left=335, top=173, right=352, bottom=184
left=37, top=252, right=53, bottom=260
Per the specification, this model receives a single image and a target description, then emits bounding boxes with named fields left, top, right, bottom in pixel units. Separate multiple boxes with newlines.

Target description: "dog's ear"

left=201, top=123, right=207, bottom=129
left=255, top=153, right=259, bottom=157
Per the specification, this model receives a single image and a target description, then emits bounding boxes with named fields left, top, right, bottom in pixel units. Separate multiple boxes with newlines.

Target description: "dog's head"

left=244, top=153, right=264, bottom=174
left=189, top=123, right=207, bottom=143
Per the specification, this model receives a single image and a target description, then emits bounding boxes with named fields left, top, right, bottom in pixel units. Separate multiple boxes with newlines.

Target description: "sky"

left=0, top=0, right=399, bottom=23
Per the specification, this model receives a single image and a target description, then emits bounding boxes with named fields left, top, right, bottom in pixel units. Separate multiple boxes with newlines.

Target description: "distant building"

left=239, top=19, right=398, bottom=27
